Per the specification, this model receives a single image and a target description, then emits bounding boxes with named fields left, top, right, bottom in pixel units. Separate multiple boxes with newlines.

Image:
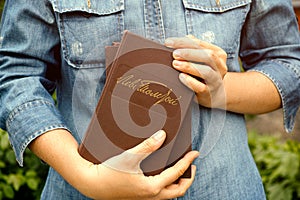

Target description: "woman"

left=0, top=0, right=299, bottom=199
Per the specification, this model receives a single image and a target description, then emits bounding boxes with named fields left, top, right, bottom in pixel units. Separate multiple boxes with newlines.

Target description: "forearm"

left=28, top=129, right=199, bottom=200
left=28, top=129, right=92, bottom=193
left=223, top=71, right=281, bottom=114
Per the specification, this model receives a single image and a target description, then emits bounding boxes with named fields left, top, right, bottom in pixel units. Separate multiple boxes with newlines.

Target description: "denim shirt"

left=0, top=0, right=300, bottom=199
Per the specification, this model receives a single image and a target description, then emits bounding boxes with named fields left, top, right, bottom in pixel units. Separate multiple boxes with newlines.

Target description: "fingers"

left=127, top=130, right=166, bottom=155
left=146, top=151, right=198, bottom=200
left=136, top=151, right=198, bottom=199
left=173, top=59, right=222, bottom=95
left=173, top=60, right=214, bottom=81
left=103, top=130, right=166, bottom=174
left=165, top=35, right=224, bottom=53
left=154, top=151, right=199, bottom=189
left=158, top=165, right=197, bottom=199
left=173, top=49, right=227, bottom=75
left=165, top=36, right=199, bottom=49
left=165, top=36, right=227, bottom=78
left=178, top=73, right=207, bottom=94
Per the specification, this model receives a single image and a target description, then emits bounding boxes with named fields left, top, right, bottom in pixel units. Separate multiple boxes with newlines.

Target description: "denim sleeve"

left=239, top=0, right=300, bottom=133
left=0, top=0, right=69, bottom=166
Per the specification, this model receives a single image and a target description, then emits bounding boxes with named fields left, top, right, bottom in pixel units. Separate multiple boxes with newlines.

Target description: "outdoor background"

left=0, top=0, right=299, bottom=199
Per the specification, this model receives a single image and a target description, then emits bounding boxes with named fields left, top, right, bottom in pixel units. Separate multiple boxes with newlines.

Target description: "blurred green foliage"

left=248, top=131, right=300, bottom=200
left=0, top=129, right=48, bottom=200
left=0, top=0, right=4, bottom=17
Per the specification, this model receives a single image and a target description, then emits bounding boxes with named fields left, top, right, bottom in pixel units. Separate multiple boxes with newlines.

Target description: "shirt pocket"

left=182, top=0, right=251, bottom=59
left=51, top=0, right=125, bottom=69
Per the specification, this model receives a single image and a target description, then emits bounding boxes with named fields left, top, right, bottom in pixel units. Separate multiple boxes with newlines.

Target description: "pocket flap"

left=51, top=0, right=124, bottom=15
left=182, top=0, right=251, bottom=12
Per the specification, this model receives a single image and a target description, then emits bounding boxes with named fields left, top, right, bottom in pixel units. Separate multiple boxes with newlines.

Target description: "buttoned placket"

left=144, top=0, right=166, bottom=43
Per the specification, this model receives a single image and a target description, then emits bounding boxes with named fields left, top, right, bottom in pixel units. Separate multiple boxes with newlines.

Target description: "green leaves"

left=1, top=184, right=14, bottom=199
left=0, top=129, right=48, bottom=200
left=5, top=174, right=25, bottom=191
left=249, top=131, right=300, bottom=200
left=25, top=171, right=40, bottom=190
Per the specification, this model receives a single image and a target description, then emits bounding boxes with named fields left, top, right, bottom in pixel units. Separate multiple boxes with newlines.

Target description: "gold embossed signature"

left=117, top=75, right=182, bottom=106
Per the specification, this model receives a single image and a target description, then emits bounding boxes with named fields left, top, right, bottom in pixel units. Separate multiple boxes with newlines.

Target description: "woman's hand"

left=30, top=129, right=199, bottom=200
left=165, top=35, right=228, bottom=109
left=81, top=130, right=199, bottom=200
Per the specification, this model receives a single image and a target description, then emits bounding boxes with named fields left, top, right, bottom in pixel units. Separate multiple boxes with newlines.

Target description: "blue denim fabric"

left=0, top=0, right=299, bottom=199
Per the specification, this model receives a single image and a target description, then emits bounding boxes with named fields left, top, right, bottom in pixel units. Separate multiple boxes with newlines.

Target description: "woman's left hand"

left=165, top=35, right=228, bottom=109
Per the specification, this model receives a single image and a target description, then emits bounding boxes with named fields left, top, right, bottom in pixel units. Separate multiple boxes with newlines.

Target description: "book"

left=78, top=31, right=194, bottom=177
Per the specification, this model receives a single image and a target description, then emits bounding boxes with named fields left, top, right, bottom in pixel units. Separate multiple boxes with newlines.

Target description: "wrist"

left=29, top=129, right=94, bottom=192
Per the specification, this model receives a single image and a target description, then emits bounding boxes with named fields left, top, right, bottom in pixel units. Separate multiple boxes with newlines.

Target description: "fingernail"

left=173, top=60, right=182, bottom=68
left=165, top=38, right=174, bottom=47
left=173, top=49, right=181, bottom=58
left=152, top=130, right=165, bottom=141
left=179, top=73, right=187, bottom=85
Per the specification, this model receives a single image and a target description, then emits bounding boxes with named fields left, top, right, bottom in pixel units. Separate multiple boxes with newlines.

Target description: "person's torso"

left=43, top=1, right=265, bottom=199
left=50, top=0, right=251, bottom=141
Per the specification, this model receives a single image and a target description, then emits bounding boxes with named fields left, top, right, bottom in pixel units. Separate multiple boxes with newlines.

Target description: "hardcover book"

left=78, top=31, right=194, bottom=177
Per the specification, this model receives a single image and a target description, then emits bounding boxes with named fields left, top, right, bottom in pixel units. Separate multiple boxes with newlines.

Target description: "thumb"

left=102, top=130, right=166, bottom=174
left=128, top=130, right=166, bottom=155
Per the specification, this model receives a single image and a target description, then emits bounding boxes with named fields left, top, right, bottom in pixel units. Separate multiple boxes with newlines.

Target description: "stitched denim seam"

left=6, top=100, right=55, bottom=129
left=183, top=0, right=251, bottom=12
left=18, top=124, right=69, bottom=166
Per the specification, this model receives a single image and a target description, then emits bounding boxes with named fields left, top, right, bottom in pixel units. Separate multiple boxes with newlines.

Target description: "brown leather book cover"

left=79, top=31, right=193, bottom=177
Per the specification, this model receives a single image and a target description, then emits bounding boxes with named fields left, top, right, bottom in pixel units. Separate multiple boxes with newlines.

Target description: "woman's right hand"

left=79, top=130, right=199, bottom=200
